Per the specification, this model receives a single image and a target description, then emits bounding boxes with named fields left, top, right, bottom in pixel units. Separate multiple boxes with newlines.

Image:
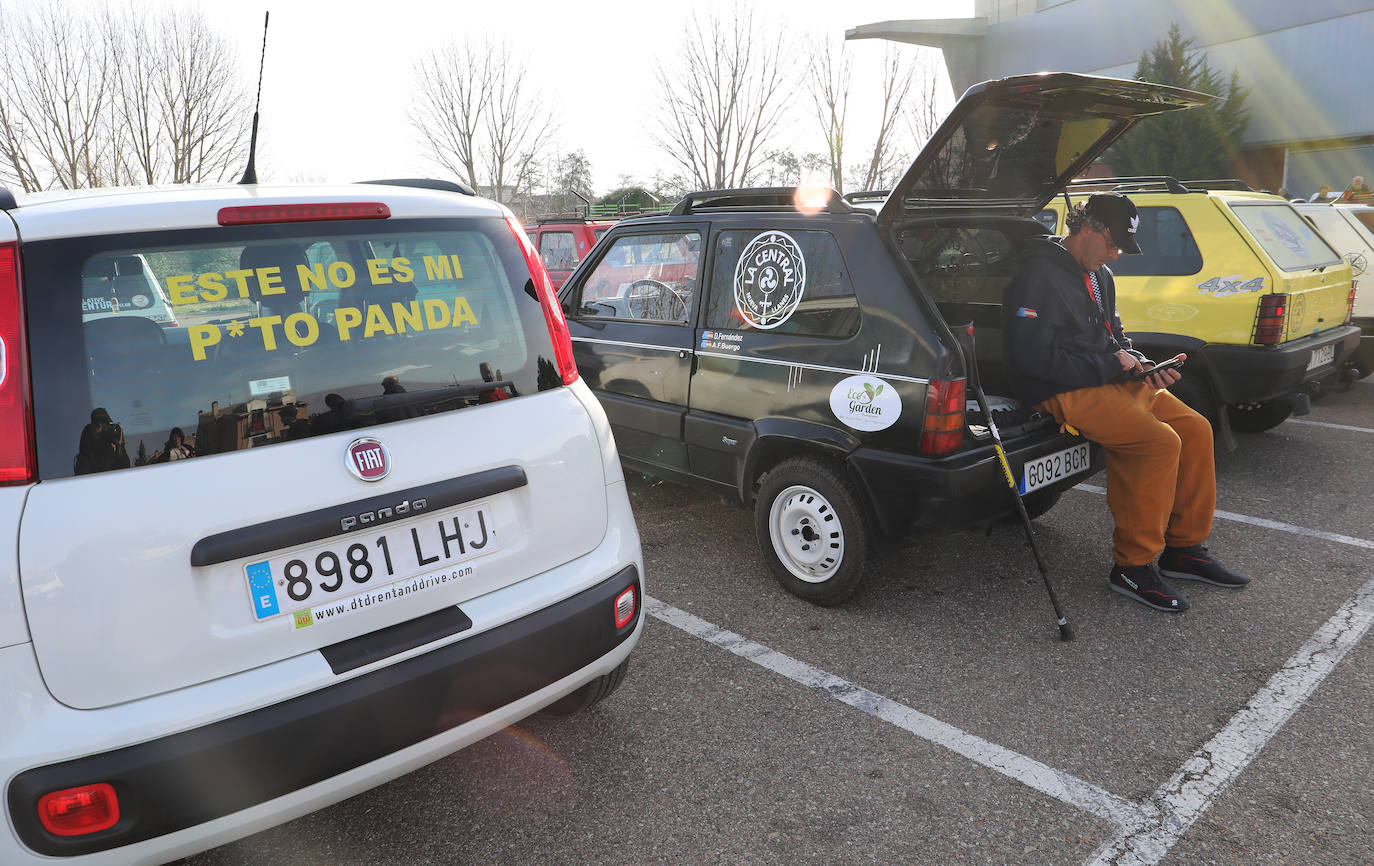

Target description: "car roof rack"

left=1068, top=176, right=1191, bottom=194
left=0, top=186, right=17, bottom=210
left=535, top=212, right=591, bottom=224
left=357, top=177, right=476, bottom=196
left=669, top=187, right=856, bottom=216
left=842, top=189, right=891, bottom=202
left=1179, top=178, right=1256, bottom=192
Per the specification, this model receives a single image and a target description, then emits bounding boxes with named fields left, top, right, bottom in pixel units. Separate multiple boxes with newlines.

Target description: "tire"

left=1226, top=398, right=1293, bottom=434
left=542, top=659, right=630, bottom=716
left=1019, top=487, right=1064, bottom=521
left=753, top=457, right=872, bottom=606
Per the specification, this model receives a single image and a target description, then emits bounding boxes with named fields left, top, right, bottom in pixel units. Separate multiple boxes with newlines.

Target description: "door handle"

left=679, top=349, right=690, bottom=359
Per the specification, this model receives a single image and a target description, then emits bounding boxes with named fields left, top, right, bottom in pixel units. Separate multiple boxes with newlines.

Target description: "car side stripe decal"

left=693, top=350, right=931, bottom=384
left=570, top=337, right=683, bottom=353
left=571, top=336, right=932, bottom=384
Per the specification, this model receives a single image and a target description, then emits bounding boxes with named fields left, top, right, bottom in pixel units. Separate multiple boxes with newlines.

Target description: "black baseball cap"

left=1085, top=193, right=1142, bottom=255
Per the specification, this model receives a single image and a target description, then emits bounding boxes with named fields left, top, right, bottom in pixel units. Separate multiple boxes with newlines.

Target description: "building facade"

left=848, top=0, right=1374, bottom=196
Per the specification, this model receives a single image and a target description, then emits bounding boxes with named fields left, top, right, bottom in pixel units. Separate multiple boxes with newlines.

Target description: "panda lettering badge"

left=734, top=230, right=807, bottom=330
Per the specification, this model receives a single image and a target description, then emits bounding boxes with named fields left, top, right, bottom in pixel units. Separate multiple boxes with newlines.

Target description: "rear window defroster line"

left=190, top=466, right=527, bottom=567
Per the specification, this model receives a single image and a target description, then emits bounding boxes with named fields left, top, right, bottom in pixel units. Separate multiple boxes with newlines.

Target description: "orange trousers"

left=1038, top=382, right=1215, bottom=567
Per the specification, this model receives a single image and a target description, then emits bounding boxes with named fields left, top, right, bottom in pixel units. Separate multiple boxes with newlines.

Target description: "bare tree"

left=0, top=3, right=115, bottom=189
left=0, top=3, right=248, bottom=191
left=409, top=40, right=554, bottom=205
left=907, top=52, right=946, bottom=156
left=409, top=39, right=493, bottom=190
left=808, top=38, right=850, bottom=192
left=653, top=10, right=794, bottom=190
left=109, top=5, right=161, bottom=184
left=483, top=44, right=554, bottom=205
left=859, top=46, right=919, bottom=192
left=0, top=64, right=43, bottom=191
left=156, top=9, right=250, bottom=183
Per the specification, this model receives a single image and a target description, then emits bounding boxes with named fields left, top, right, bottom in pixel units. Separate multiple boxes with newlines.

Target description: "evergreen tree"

left=1108, top=23, right=1250, bottom=181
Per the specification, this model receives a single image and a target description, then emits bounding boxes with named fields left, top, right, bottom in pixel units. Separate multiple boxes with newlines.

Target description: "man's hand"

left=1115, top=349, right=1144, bottom=377
left=1140, top=353, right=1187, bottom=389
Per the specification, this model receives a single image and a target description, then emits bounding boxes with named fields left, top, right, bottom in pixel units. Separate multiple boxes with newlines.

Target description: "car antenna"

left=238, top=11, right=270, bottom=185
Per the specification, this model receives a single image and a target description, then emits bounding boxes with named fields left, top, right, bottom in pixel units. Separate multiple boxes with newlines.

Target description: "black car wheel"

left=754, top=457, right=872, bottom=606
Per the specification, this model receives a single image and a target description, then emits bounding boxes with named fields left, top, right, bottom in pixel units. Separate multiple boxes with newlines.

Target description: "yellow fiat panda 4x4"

left=1039, top=177, right=1360, bottom=439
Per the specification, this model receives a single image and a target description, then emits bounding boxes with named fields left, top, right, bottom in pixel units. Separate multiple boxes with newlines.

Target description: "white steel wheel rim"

left=768, top=484, right=845, bottom=583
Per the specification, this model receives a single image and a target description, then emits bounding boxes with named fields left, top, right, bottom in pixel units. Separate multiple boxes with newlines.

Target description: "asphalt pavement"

left=188, top=378, right=1374, bottom=866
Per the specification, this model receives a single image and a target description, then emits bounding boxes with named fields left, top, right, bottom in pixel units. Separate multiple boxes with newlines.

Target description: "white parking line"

left=645, top=596, right=1153, bottom=831
left=648, top=490, right=1374, bottom=865
left=1068, top=483, right=1374, bottom=863
left=1286, top=418, right=1374, bottom=434
left=1087, top=575, right=1374, bottom=866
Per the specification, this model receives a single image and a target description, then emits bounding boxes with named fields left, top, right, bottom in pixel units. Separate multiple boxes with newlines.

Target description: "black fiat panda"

left=559, top=73, right=1209, bottom=605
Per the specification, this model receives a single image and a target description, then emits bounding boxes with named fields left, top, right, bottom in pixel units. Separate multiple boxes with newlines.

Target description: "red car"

left=524, top=216, right=617, bottom=290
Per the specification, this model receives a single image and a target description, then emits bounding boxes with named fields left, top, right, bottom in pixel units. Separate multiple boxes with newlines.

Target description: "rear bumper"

left=2, top=480, right=643, bottom=864
left=1202, top=325, right=1361, bottom=403
left=848, top=426, right=1104, bottom=536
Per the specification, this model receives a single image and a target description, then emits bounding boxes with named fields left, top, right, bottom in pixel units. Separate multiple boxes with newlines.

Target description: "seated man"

left=1001, top=193, right=1251, bottom=613
left=1339, top=176, right=1372, bottom=201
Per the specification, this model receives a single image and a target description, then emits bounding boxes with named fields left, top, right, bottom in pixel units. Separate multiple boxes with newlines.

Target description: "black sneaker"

left=1158, top=545, right=1252, bottom=588
left=1108, top=563, right=1190, bottom=612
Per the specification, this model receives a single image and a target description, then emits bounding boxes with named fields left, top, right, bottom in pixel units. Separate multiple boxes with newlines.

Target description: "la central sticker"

left=829, top=375, right=901, bottom=432
left=733, top=230, right=806, bottom=330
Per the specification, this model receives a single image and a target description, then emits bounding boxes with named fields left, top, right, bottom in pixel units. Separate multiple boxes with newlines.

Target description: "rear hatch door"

left=878, top=72, right=1212, bottom=224
left=19, top=210, right=608, bottom=709
left=1223, top=199, right=1353, bottom=341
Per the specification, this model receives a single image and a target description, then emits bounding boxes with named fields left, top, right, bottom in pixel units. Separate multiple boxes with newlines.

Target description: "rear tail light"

left=217, top=202, right=390, bottom=225
left=614, top=585, right=637, bottom=629
left=1348, top=285, right=1358, bottom=324
left=0, top=243, right=36, bottom=484
left=506, top=216, right=578, bottom=385
left=920, top=378, right=966, bottom=456
left=37, top=783, right=119, bottom=836
left=1252, top=293, right=1289, bottom=346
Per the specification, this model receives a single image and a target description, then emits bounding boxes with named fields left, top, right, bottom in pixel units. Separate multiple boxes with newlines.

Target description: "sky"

left=122, top=0, right=972, bottom=195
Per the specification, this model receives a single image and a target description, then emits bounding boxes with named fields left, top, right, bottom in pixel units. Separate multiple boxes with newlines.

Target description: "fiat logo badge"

left=345, top=438, right=391, bottom=482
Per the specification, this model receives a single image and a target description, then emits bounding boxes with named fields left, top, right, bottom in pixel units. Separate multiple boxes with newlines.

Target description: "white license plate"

left=1306, top=343, right=1335, bottom=371
left=1020, top=442, right=1091, bottom=494
left=244, top=502, right=499, bottom=622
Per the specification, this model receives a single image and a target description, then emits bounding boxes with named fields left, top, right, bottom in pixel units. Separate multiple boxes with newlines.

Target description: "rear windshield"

left=1228, top=203, right=1342, bottom=272
left=25, top=217, right=558, bottom=480
left=1354, top=211, right=1374, bottom=236
left=903, top=104, right=1118, bottom=204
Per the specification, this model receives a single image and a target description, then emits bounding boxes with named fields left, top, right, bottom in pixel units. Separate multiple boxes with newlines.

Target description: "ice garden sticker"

left=733, top=230, right=806, bottom=330
left=829, top=375, right=902, bottom=432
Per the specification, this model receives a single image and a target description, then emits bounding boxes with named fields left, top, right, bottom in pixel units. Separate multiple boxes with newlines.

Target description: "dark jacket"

left=1001, top=236, right=1145, bottom=407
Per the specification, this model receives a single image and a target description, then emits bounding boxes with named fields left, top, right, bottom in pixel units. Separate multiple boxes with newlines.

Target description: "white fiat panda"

left=0, top=181, right=643, bottom=864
